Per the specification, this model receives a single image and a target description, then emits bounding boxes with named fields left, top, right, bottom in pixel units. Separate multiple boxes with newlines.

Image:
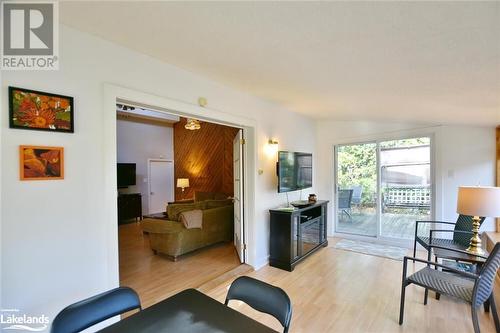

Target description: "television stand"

left=118, top=193, right=142, bottom=224
left=269, top=200, right=328, bottom=271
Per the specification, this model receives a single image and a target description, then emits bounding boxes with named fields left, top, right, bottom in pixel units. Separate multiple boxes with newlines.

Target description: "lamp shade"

left=456, top=186, right=500, bottom=217
left=176, top=178, right=189, bottom=188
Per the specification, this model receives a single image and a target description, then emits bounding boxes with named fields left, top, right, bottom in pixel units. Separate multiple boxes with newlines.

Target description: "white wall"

left=0, top=25, right=316, bottom=319
left=315, top=121, right=496, bottom=236
left=438, top=126, right=497, bottom=230
left=116, top=118, right=174, bottom=214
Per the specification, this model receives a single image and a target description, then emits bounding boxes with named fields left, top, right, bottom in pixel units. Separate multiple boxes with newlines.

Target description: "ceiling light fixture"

left=185, top=118, right=201, bottom=130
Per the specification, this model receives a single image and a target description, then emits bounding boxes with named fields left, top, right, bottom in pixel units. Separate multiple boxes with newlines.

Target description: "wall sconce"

left=265, top=139, right=279, bottom=157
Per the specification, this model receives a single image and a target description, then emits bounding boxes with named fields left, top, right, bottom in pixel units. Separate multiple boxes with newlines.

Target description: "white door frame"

left=332, top=132, right=437, bottom=248
left=233, top=129, right=245, bottom=262
left=147, top=158, right=174, bottom=215
left=103, top=84, right=256, bottom=289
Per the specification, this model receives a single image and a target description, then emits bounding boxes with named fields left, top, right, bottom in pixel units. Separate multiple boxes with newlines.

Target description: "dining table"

left=98, top=288, right=278, bottom=333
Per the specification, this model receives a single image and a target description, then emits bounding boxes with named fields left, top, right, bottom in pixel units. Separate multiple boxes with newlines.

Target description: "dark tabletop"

left=433, top=247, right=488, bottom=264
left=98, top=289, right=277, bottom=333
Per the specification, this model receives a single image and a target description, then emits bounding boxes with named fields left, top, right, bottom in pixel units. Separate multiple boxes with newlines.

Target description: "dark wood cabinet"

left=118, top=193, right=142, bottom=224
left=269, top=200, right=328, bottom=271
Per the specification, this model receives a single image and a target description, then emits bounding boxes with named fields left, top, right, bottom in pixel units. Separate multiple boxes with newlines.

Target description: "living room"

left=116, top=104, right=244, bottom=305
left=1, top=1, right=499, bottom=332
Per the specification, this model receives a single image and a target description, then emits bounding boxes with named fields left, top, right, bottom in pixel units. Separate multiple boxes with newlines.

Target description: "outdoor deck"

left=337, top=211, right=431, bottom=239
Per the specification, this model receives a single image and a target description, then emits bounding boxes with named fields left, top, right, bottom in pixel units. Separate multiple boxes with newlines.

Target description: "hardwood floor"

left=120, top=225, right=498, bottom=332
left=205, top=238, right=499, bottom=333
left=118, top=222, right=241, bottom=308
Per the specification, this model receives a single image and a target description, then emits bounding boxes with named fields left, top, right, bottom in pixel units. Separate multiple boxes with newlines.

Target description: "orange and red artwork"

left=20, top=146, right=64, bottom=180
left=9, top=87, right=74, bottom=133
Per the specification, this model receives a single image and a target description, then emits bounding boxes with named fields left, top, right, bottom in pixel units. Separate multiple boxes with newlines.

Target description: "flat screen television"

left=277, top=151, right=312, bottom=193
left=117, top=163, right=136, bottom=188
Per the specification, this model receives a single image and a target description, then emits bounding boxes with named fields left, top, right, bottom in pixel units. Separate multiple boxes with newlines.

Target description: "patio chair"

left=338, top=189, right=353, bottom=222
left=399, top=243, right=500, bottom=333
left=413, top=215, right=485, bottom=261
left=351, top=186, right=363, bottom=206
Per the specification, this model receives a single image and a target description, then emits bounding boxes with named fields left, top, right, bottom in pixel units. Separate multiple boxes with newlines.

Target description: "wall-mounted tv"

left=117, top=163, right=136, bottom=188
left=277, top=151, right=312, bottom=193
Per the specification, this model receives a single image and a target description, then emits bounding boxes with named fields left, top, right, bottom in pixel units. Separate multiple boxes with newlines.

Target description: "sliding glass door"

left=335, top=136, right=432, bottom=241
left=335, top=142, right=378, bottom=237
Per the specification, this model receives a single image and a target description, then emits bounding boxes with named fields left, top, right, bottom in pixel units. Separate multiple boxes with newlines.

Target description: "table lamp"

left=456, top=186, right=500, bottom=256
left=177, top=178, right=189, bottom=193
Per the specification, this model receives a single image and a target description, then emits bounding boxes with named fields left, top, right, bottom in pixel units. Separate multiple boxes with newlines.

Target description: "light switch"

left=447, top=170, right=455, bottom=178
left=143, top=178, right=148, bottom=183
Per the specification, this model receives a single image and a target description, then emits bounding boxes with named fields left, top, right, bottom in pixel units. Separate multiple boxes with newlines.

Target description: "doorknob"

left=150, top=192, right=154, bottom=195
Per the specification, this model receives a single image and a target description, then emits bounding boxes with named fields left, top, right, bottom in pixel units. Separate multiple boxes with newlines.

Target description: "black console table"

left=118, top=193, right=142, bottom=224
left=269, top=200, right=328, bottom=271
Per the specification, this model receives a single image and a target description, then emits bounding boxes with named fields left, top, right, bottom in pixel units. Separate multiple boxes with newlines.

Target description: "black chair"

left=399, top=244, right=500, bottom=333
left=51, top=287, right=141, bottom=333
left=413, top=215, right=485, bottom=261
left=338, top=189, right=353, bottom=222
left=225, top=276, right=292, bottom=333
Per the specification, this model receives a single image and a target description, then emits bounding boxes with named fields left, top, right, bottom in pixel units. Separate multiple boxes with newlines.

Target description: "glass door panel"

left=335, top=143, right=377, bottom=237
left=380, top=137, right=432, bottom=239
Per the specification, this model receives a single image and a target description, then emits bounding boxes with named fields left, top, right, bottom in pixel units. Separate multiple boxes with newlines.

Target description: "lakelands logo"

left=1, top=309, right=49, bottom=332
left=1, top=1, right=59, bottom=70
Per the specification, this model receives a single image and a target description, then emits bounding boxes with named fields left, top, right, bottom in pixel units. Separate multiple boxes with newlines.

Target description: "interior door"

left=149, top=160, right=174, bottom=214
left=233, top=129, right=245, bottom=263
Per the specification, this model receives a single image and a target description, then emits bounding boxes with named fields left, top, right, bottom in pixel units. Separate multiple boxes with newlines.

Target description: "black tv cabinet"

left=269, top=200, right=328, bottom=271
left=118, top=193, right=142, bottom=224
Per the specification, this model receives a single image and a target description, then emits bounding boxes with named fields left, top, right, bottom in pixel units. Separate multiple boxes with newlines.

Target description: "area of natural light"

left=336, top=137, right=431, bottom=239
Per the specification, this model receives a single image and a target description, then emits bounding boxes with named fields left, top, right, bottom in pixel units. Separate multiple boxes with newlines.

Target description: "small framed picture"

left=9, top=86, right=74, bottom=133
left=20, top=145, right=64, bottom=181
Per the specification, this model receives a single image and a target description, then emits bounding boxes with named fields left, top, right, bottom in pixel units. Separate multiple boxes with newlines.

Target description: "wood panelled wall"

left=173, top=118, right=239, bottom=201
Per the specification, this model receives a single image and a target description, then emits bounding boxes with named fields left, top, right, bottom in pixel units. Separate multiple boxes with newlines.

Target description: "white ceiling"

left=60, top=1, right=500, bottom=126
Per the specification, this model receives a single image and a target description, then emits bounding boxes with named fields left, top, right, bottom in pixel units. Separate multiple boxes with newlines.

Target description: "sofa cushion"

left=214, top=192, right=229, bottom=200
left=194, top=191, right=229, bottom=202
left=167, top=202, right=205, bottom=221
left=141, top=218, right=184, bottom=234
left=204, top=199, right=233, bottom=209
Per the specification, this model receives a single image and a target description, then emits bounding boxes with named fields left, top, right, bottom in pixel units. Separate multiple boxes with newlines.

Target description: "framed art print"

left=20, top=146, right=64, bottom=180
left=9, top=87, right=74, bottom=133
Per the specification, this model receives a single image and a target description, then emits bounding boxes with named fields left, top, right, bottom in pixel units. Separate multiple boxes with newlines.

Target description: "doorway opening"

left=115, top=102, right=247, bottom=307
left=334, top=136, right=433, bottom=244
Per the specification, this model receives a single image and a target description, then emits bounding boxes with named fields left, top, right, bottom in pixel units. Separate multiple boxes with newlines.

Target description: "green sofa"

left=141, top=199, right=234, bottom=261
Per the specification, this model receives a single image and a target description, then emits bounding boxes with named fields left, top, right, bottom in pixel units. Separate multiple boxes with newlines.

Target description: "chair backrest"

left=51, top=287, right=141, bottom=333
left=453, top=215, right=486, bottom=246
left=473, top=243, right=500, bottom=307
left=350, top=186, right=363, bottom=205
left=225, top=276, right=292, bottom=333
left=338, top=189, right=353, bottom=209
